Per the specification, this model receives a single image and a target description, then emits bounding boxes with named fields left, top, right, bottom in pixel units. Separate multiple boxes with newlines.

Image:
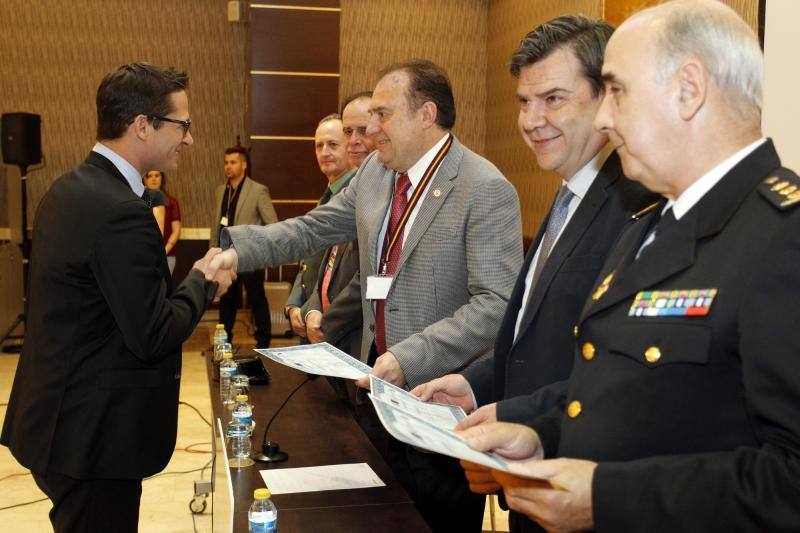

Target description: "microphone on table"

left=253, top=373, right=319, bottom=463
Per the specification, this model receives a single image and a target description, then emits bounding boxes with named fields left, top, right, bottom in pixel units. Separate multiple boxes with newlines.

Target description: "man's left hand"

left=355, top=351, right=405, bottom=388
left=493, top=458, right=597, bottom=533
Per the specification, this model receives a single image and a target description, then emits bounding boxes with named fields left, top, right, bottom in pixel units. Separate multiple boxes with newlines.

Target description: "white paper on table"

left=369, top=375, right=466, bottom=430
left=368, top=394, right=521, bottom=474
left=255, top=342, right=372, bottom=380
left=258, top=463, right=385, bottom=495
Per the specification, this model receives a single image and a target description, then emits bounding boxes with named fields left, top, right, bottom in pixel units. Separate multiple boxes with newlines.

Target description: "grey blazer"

left=209, top=177, right=278, bottom=247
left=223, top=136, right=523, bottom=387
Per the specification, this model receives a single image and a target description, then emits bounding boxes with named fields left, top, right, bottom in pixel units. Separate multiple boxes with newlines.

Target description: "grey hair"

left=634, top=0, right=762, bottom=122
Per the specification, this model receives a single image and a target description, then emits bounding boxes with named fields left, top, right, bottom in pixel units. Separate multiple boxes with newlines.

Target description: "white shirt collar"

left=403, top=133, right=450, bottom=188
left=666, top=138, right=766, bottom=219
left=92, top=142, right=145, bottom=197
left=563, top=143, right=613, bottom=200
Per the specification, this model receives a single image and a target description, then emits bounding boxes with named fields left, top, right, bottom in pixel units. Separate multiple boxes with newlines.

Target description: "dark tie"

left=530, top=185, right=574, bottom=286
left=318, top=186, right=333, bottom=206
left=375, top=173, right=412, bottom=355
left=637, top=207, right=676, bottom=257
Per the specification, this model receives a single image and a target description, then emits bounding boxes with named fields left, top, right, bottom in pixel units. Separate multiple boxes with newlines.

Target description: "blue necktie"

left=531, top=185, right=574, bottom=286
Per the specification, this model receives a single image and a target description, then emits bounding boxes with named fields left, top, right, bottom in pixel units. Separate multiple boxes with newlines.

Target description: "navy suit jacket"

left=463, top=152, right=655, bottom=424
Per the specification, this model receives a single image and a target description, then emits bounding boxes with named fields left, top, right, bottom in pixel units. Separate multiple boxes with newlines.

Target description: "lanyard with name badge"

left=366, top=135, right=453, bottom=300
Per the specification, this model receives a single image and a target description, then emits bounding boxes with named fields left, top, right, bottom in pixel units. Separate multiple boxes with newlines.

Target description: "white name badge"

left=220, top=216, right=229, bottom=227
left=366, top=275, right=393, bottom=300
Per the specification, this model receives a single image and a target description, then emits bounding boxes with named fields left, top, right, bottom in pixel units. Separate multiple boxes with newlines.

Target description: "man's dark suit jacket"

left=463, top=152, right=655, bottom=424
left=307, top=241, right=362, bottom=357
left=1, top=151, right=213, bottom=480
left=531, top=140, right=800, bottom=531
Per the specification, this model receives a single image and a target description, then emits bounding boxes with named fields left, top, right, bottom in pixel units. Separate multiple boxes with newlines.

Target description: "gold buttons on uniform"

left=573, top=325, right=579, bottom=337
left=567, top=400, right=582, bottom=418
left=581, top=342, right=595, bottom=361
left=645, top=346, right=661, bottom=363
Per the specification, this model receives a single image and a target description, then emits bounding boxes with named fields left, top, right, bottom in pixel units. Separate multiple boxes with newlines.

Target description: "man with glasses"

left=210, top=144, right=278, bottom=348
left=1, top=62, right=232, bottom=533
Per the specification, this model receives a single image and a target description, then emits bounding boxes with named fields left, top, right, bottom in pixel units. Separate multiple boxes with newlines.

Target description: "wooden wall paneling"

left=484, top=0, right=602, bottom=241
left=604, top=0, right=759, bottom=32
left=339, top=0, right=488, bottom=154
left=249, top=2, right=340, bottom=233
left=252, top=0, right=339, bottom=7
left=250, top=75, right=340, bottom=135
left=249, top=139, right=328, bottom=199
left=251, top=8, right=340, bottom=72
left=0, top=0, right=248, bottom=229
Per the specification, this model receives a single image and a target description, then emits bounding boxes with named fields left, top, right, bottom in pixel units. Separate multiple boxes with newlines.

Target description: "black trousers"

left=353, top=383, right=485, bottom=533
left=219, top=269, right=271, bottom=347
left=33, top=471, right=142, bottom=533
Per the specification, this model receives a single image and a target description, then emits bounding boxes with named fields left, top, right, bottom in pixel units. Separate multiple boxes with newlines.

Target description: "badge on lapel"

left=592, top=272, right=614, bottom=301
left=629, top=288, right=717, bottom=317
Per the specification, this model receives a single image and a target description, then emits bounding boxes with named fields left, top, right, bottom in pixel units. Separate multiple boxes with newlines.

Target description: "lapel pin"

left=433, top=189, right=441, bottom=198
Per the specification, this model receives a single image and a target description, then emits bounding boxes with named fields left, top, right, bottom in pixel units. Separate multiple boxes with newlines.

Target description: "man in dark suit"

left=0, top=63, right=231, bottom=533
left=461, top=2, right=800, bottom=531
left=412, top=18, right=652, bottom=529
left=210, top=144, right=277, bottom=347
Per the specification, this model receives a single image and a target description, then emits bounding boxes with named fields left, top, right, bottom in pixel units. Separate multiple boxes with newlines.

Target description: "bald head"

left=594, top=0, right=763, bottom=199
left=628, top=0, right=762, bottom=122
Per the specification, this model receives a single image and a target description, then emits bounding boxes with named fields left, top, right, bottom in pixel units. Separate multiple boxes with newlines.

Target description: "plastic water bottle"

left=248, top=488, right=277, bottom=532
left=232, top=394, right=254, bottom=432
left=213, top=324, right=228, bottom=362
left=227, top=421, right=253, bottom=468
left=219, top=344, right=237, bottom=405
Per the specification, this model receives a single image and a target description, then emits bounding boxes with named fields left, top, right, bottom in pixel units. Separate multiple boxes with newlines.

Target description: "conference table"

left=205, top=352, right=431, bottom=532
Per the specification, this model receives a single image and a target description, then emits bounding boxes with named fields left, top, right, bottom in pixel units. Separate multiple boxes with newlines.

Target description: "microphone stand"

left=253, top=373, right=318, bottom=463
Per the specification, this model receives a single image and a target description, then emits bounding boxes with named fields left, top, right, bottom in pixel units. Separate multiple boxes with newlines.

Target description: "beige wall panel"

left=485, top=0, right=602, bottom=241
left=340, top=0, right=488, bottom=153
left=605, top=0, right=758, bottom=31
left=0, top=0, right=247, bottom=228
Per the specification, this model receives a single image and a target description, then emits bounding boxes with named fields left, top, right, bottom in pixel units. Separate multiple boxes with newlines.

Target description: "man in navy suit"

left=1, top=63, right=231, bottom=533
left=412, top=16, right=653, bottom=531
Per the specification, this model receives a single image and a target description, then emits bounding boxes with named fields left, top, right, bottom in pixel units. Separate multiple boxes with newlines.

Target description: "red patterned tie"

left=375, top=173, right=411, bottom=355
left=320, top=245, right=338, bottom=312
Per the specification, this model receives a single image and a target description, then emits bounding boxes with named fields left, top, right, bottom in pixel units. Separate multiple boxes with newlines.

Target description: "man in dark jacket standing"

left=1, top=63, right=231, bottom=533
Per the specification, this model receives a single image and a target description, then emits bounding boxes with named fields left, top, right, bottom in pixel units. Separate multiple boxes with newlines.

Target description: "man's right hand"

left=410, top=374, right=476, bottom=413
left=194, top=248, right=235, bottom=302
left=287, top=307, right=307, bottom=337
left=456, top=402, right=497, bottom=430
left=206, top=248, right=238, bottom=282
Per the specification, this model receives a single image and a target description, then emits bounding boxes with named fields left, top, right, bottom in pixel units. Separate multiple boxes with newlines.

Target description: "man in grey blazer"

left=210, top=145, right=278, bottom=347
left=209, top=59, right=522, bottom=531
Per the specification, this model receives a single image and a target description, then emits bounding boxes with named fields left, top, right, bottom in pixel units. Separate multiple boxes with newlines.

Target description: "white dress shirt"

left=512, top=145, right=613, bottom=341
left=375, top=133, right=450, bottom=271
left=92, top=142, right=145, bottom=197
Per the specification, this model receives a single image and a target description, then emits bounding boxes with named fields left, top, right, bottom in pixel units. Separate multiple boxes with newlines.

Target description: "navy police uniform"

left=532, top=140, right=800, bottom=531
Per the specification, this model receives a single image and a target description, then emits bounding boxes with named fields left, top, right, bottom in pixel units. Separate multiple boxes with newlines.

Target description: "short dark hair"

left=224, top=145, right=249, bottom=176
left=378, top=59, right=456, bottom=130
left=96, top=63, right=188, bottom=140
left=340, top=91, right=373, bottom=114
left=510, top=15, right=614, bottom=97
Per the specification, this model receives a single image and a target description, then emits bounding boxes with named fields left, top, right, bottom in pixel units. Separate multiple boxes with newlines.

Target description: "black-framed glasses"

left=148, top=114, right=192, bottom=136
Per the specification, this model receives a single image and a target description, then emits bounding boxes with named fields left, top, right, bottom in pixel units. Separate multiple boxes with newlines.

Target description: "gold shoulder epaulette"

left=759, top=169, right=800, bottom=210
left=631, top=201, right=660, bottom=220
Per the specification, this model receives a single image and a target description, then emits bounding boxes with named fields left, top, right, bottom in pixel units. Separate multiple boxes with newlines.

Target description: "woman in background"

left=144, top=170, right=182, bottom=273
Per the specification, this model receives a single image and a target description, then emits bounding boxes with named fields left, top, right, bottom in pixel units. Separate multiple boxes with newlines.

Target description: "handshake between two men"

left=193, top=247, right=237, bottom=302
left=411, top=375, right=597, bottom=533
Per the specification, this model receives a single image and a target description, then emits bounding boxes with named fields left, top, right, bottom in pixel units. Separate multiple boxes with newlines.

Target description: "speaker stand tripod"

left=1, top=164, right=29, bottom=354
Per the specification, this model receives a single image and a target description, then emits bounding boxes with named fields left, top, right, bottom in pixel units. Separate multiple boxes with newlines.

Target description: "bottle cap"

left=236, top=394, right=248, bottom=402
left=254, top=488, right=270, bottom=499
left=222, top=352, right=233, bottom=358
left=215, top=324, right=225, bottom=329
